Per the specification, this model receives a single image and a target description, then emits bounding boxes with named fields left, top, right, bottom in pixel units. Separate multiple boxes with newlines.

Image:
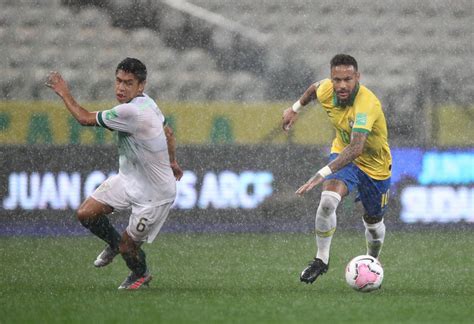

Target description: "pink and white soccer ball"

left=345, top=255, right=384, bottom=292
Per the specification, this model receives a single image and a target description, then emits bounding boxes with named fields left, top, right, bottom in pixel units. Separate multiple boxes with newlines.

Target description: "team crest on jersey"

left=105, top=109, right=118, bottom=120
left=95, top=181, right=111, bottom=193
left=348, top=119, right=354, bottom=129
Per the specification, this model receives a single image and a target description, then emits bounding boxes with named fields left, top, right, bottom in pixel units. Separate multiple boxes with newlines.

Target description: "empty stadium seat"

left=1, top=0, right=472, bottom=107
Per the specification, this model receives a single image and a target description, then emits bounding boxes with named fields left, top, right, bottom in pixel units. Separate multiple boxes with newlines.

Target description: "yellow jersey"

left=316, top=78, right=392, bottom=180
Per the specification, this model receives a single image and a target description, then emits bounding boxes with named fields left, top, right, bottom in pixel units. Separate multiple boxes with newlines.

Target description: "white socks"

left=364, top=219, right=386, bottom=258
left=315, top=191, right=341, bottom=264
left=314, top=190, right=386, bottom=262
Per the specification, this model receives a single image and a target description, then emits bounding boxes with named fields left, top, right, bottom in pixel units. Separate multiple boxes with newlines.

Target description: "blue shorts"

left=325, top=153, right=391, bottom=218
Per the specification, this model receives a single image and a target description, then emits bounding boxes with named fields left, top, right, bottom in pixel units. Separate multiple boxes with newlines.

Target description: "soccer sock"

left=122, top=248, right=147, bottom=277
left=364, top=219, right=386, bottom=258
left=315, top=191, right=341, bottom=264
left=79, top=215, right=121, bottom=251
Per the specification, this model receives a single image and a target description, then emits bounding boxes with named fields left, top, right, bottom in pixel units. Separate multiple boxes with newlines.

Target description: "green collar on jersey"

left=333, top=82, right=360, bottom=108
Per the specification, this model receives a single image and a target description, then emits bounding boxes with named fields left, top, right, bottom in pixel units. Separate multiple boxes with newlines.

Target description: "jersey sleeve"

left=96, top=104, right=138, bottom=133
left=315, top=79, right=333, bottom=105
left=352, top=101, right=380, bottom=134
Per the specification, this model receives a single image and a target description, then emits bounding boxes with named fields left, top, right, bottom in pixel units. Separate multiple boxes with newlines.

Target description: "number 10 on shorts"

left=380, top=190, right=389, bottom=209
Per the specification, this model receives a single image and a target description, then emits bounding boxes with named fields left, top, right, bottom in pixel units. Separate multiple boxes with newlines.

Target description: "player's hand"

left=170, top=161, right=183, bottom=181
left=45, top=71, right=69, bottom=97
left=295, top=174, right=324, bottom=196
left=282, top=107, right=298, bottom=132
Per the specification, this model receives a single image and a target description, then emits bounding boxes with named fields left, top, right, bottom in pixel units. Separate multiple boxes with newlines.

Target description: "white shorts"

left=91, top=175, right=173, bottom=243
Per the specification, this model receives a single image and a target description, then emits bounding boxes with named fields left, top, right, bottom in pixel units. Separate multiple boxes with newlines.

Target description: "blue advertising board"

left=391, top=148, right=474, bottom=223
left=0, top=146, right=472, bottom=236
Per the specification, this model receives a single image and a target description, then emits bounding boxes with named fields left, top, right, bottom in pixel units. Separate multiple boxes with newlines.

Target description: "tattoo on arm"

left=328, top=131, right=367, bottom=173
left=299, top=81, right=320, bottom=106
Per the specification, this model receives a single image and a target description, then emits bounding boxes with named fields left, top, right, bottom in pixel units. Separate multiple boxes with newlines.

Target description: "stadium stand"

left=2, top=0, right=472, bottom=115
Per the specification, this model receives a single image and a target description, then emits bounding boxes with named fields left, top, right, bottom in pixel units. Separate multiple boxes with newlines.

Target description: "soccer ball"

left=345, top=255, right=384, bottom=292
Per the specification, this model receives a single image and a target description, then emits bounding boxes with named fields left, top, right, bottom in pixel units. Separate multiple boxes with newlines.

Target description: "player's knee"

left=76, top=207, right=93, bottom=227
left=363, top=214, right=383, bottom=224
left=364, top=218, right=385, bottom=239
left=317, top=191, right=341, bottom=218
left=119, top=241, right=131, bottom=255
left=119, top=240, right=140, bottom=257
left=364, top=217, right=384, bottom=232
left=119, top=232, right=140, bottom=255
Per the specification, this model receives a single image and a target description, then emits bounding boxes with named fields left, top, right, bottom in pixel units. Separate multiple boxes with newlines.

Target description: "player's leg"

left=118, top=231, right=152, bottom=290
left=300, top=179, right=347, bottom=284
left=118, top=202, right=173, bottom=290
left=357, top=174, right=391, bottom=259
left=363, top=216, right=386, bottom=258
left=77, top=197, right=121, bottom=253
left=81, top=175, right=130, bottom=267
left=315, top=180, right=346, bottom=264
left=300, top=153, right=359, bottom=284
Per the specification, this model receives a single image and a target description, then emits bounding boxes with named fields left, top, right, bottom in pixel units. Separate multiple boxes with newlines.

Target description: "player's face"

left=115, top=70, right=145, bottom=103
left=331, top=65, right=360, bottom=103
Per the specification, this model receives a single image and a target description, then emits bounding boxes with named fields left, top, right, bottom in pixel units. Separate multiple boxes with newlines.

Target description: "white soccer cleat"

left=94, top=245, right=119, bottom=268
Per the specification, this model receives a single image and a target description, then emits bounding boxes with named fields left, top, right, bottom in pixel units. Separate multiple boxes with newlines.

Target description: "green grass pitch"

left=1, top=230, right=473, bottom=323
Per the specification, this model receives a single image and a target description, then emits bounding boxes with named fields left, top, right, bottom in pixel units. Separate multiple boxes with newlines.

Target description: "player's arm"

left=282, top=81, right=320, bottom=132
left=164, top=124, right=183, bottom=181
left=327, top=131, right=367, bottom=172
left=45, top=71, right=97, bottom=126
left=296, top=131, right=368, bottom=195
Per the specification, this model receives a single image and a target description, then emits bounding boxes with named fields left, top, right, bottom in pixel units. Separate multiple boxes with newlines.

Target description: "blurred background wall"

left=0, top=0, right=473, bottom=233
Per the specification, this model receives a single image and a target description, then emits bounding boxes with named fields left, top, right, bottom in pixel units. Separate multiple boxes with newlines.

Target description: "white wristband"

left=317, top=165, right=332, bottom=178
left=291, top=100, right=303, bottom=113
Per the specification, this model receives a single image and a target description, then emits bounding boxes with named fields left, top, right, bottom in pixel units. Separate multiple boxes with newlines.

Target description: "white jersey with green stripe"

left=96, top=94, right=176, bottom=205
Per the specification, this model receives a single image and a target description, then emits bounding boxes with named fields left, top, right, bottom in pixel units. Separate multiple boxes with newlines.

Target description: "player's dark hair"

left=116, top=57, right=147, bottom=82
left=330, top=54, right=358, bottom=71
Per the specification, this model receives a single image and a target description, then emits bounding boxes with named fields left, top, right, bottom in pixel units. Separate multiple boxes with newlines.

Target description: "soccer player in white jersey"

left=46, top=58, right=183, bottom=290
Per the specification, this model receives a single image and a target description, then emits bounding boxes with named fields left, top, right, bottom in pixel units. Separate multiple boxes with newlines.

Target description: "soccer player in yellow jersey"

left=282, top=54, right=392, bottom=284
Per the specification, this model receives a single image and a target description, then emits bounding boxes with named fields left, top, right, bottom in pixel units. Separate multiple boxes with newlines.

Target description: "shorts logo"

left=355, top=113, right=367, bottom=126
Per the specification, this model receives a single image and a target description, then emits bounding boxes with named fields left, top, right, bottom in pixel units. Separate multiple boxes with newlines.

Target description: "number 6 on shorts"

left=136, top=217, right=148, bottom=232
